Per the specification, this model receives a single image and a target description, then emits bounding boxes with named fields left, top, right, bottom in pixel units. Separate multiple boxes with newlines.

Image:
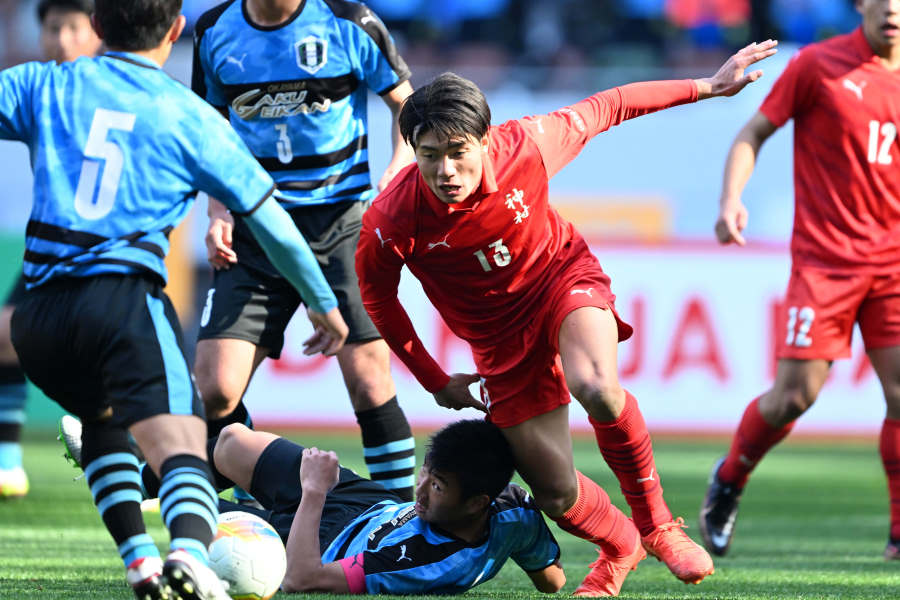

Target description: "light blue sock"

left=0, top=381, right=26, bottom=469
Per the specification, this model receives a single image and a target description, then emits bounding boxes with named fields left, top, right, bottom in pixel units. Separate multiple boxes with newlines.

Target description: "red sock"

left=589, top=391, right=672, bottom=536
left=551, top=471, right=637, bottom=557
left=718, top=397, right=794, bottom=488
left=880, top=418, right=900, bottom=541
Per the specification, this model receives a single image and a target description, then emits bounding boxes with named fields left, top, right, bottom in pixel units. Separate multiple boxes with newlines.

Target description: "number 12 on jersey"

left=474, top=239, right=511, bottom=272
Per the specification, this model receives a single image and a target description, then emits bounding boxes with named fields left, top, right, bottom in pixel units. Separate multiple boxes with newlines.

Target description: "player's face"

left=858, top=0, right=900, bottom=48
left=414, top=131, right=487, bottom=204
left=40, top=8, right=102, bottom=63
left=414, top=464, right=476, bottom=527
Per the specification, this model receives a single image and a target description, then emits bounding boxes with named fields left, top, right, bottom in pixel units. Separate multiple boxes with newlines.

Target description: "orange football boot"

left=641, top=517, right=714, bottom=584
left=573, top=528, right=646, bottom=597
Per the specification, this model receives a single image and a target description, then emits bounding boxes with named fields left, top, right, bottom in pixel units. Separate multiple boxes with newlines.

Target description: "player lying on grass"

left=62, top=418, right=565, bottom=595
left=1, top=0, right=347, bottom=598
left=354, top=40, right=777, bottom=597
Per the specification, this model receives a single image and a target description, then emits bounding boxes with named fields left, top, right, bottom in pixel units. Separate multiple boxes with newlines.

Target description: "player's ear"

left=480, top=132, right=490, bottom=152
left=168, top=15, right=187, bottom=44
left=90, top=14, right=104, bottom=41
left=465, top=493, right=491, bottom=514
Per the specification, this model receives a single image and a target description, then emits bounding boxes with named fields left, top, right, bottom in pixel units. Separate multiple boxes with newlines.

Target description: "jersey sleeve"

left=343, top=5, right=411, bottom=95
left=518, top=79, right=698, bottom=178
left=496, top=485, right=562, bottom=573
left=0, top=61, right=48, bottom=141
left=189, top=102, right=275, bottom=214
left=758, top=46, right=817, bottom=128
left=356, top=206, right=451, bottom=392
left=191, top=25, right=228, bottom=109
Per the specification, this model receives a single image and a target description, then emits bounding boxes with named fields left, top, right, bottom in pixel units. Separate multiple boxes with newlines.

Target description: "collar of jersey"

left=103, top=51, right=160, bottom=70
left=851, top=26, right=900, bottom=71
left=420, top=150, right=499, bottom=216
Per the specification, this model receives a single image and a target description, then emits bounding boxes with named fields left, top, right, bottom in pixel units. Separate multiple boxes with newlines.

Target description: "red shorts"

left=475, top=264, right=633, bottom=428
left=776, top=266, right=900, bottom=360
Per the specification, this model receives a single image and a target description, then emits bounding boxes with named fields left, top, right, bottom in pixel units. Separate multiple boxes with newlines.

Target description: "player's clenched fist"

left=299, top=447, right=340, bottom=494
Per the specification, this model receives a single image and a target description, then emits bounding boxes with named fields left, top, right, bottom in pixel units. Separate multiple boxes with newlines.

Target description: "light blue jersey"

left=193, top=0, right=410, bottom=208
left=0, top=52, right=275, bottom=290
left=322, top=484, right=560, bottom=594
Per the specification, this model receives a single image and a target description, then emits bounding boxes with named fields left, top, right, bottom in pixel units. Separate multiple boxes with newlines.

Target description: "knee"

left=342, top=350, right=395, bottom=410
left=568, top=373, right=625, bottom=420
left=213, top=423, right=247, bottom=467
left=531, top=481, right=579, bottom=518
left=767, top=386, right=817, bottom=424
left=194, top=364, right=241, bottom=415
left=344, top=373, right=386, bottom=409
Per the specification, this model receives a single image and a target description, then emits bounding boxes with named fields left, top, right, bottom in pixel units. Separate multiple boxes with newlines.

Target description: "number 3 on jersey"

left=785, top=305, right=815, bottom=347
left=275, top=124, right=293, bottom=164
left=74, top=108, right=136, bottom=219
left=474, top=239, right=511, bottom=272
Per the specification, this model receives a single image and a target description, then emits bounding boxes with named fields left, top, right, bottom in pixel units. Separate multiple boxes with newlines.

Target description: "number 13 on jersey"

left=474, top=239, right=512, bottom=272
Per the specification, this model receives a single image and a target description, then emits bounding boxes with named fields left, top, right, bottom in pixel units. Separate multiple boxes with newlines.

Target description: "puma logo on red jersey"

left=374, top=227, right=392, bottom=248
left=570, top=288, right=593, bottom=297
left=842, top=78, right=867, bottom=101
left=427, top=235, right=451, bottom=250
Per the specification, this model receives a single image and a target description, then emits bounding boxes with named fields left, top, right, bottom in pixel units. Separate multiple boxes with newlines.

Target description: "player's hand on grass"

left=299, top=447, right=340, bottom=494
left=304, top=307, right=349, bottom=356
left=434, top=373, right=488, bottom=414
left=695, top=39, right=778, bottom=99
left=206, top=197, right=237, bottom=270
left=715, top=199, right=749, bottom=245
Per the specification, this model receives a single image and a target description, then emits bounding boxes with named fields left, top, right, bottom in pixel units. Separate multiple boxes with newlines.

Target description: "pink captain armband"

left=338, top=554, right=366, bottom=594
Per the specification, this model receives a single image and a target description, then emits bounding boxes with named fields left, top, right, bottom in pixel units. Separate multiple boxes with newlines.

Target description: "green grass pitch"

left=2, top=430, right=899, bottom=599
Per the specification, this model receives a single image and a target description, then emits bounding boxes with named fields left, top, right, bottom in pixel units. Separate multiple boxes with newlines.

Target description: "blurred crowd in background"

left=0, top=0, right=862, bottom=89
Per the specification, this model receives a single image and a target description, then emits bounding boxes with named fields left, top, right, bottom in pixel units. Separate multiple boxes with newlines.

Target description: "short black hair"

left=37, top=0, right=94, bottom=23
left=425, top=420, right=514, bottom=503
left=399, top=72, right=491, bottom=148
left=94, top=0, right=181, bottom=51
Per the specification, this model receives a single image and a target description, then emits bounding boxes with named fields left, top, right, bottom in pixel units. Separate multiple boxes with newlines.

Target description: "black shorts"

left=10, top=275, right=203, bottom=428
left=197, top=201, right=380, bottom=358
left=3, top=272, right=26, bottom=306
left=222, top=437, right=400, bottom=552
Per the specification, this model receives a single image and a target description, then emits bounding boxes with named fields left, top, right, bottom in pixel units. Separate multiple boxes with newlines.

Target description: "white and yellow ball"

left=208, top=511, right=287, bottom=600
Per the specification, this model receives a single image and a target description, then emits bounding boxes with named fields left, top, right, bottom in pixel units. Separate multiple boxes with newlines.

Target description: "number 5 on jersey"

left=74, top=108, right=136, bottom=220
left=474, top=239, right=511, bottom=272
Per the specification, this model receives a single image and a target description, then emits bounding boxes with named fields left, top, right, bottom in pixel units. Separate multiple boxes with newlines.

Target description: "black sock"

left=356, top=397, right=415, bottom=501
left=82, top=422, right=156, bottom=568
left=159, top=454, right=218, bottom=562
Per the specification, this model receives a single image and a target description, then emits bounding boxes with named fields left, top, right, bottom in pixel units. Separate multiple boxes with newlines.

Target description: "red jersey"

left=357, top=80, right=699, bottom=392
left=759, top=28, right=900, bottom=274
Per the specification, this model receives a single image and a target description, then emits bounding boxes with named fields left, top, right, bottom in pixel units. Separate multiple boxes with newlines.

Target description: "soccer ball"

left=208, top=511, right=287, bottom=600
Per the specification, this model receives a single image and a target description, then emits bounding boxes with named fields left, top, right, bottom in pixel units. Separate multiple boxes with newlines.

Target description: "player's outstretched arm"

left=694, top=40, right=778, bottom=99
left=715, top=111, right=778, bottom=246
left=527, top=561, right=566, bottom=593
left=243, top=198, right=349, bottom=354
left=282, top=448, right=350, bottom=594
